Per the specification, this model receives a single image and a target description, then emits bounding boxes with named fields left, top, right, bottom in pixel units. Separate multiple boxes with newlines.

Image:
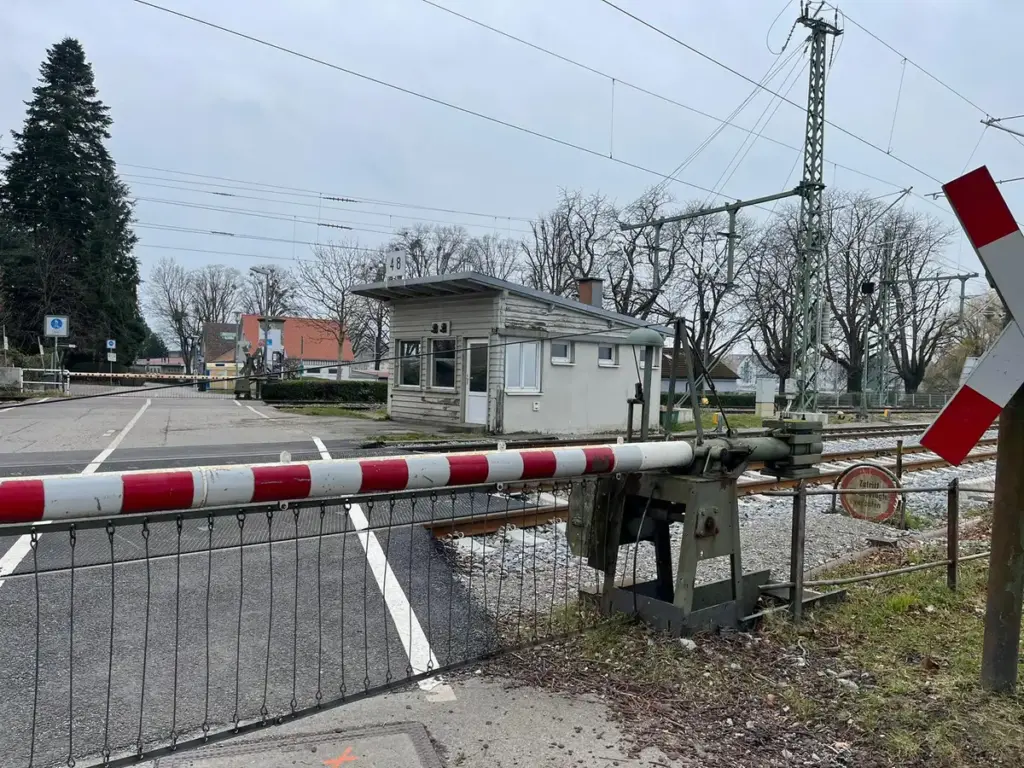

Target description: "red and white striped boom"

left=0, top=441, right=694, bottom=524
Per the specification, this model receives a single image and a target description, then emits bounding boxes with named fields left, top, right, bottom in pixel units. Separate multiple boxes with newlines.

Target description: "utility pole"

left=790, top=7, right=842, bottom=414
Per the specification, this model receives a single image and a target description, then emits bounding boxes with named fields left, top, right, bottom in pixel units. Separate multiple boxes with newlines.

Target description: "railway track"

left=425, top=436, right=999, bottom=538
left=385, top=422, right=936, bottom=454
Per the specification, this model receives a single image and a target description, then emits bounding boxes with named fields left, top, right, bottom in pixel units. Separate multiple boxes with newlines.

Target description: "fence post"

left=947, top=478, right=960, bottom=591
left=790, top=483, right=807, bottom=622
left=896, top=439, right=905, bottom=528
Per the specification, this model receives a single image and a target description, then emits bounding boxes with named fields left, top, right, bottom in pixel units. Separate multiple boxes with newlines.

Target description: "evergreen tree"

left=0, top=38, right=144, bottom=363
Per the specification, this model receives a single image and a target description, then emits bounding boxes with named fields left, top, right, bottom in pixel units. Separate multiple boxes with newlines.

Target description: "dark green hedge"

left=661, top=391, right=757, bottom=407
left=262, top=379, right=388, bottom=403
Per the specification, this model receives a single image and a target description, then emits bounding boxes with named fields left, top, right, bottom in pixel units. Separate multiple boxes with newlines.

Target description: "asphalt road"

left=0, top=393, right=502, bottom=767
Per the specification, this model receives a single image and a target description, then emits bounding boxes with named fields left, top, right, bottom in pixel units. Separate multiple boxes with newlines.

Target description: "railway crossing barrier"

left=0, top=425, right=829, bottom=767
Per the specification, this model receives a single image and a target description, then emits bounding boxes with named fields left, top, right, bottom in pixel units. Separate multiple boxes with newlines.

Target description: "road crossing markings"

left=0, top=398, right=152, bottom=589
left=311, top=436, right=456, bottom=702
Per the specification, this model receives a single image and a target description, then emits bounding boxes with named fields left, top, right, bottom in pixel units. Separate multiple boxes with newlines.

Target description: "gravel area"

left=440, top=435, right=999, bottom=632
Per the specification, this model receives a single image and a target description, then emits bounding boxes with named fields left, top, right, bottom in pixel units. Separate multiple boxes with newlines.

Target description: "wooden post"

left=947, top=478, right=959, bottom=591
left=981, top=386, right=1024, bottom=692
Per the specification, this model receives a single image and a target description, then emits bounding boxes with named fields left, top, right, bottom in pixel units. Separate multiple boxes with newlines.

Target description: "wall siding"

left=387, top=295, right=499, bottom=425
left=498, top=294, right=662, bottom=434
left=502, top=294, right=638, bottom=340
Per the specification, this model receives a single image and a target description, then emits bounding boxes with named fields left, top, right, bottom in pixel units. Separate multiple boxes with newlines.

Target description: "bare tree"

left=295, top=241, right=366, bottom=380
left=191, top=264, right=241, bottom=325
left=146, top=257, right=200, bottom=373
left=392, top=224, right=471, bottom=277
left=884, top=210, right=957, bottom=393
left=604, top=187, right=683, bottom=320
left=465, top=234, right=522, bottom=281
left=659, top=209, right=753, bottom=378
left=921, top=290, right=1004, bottom=392
left=347, top=252, right=390, bottom=370
left=241, top=265, right=296, bottom=317
left=739, top=213, right=800, bottom=392
left=820, top=191, right=889, bottom=391
left=522, top=189, right=615, bottom=298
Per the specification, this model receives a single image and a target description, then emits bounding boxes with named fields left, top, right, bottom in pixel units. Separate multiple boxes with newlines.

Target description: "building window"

left=505, top=340, right=540, bottom=392
left=598, top=344, right=618, bottom=367
left=431, top=339, right=456, bottom=389
left=398, top=341, right=420, bottom=386
left=637, top=346, right=660, bottom=368
left=550, top=341, right=574, bottom=365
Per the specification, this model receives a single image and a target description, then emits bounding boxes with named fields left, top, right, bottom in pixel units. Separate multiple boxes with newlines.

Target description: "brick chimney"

left=578, top=277, right=603, bottom=308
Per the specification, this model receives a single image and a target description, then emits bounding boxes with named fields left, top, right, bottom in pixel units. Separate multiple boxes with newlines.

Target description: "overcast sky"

left=4, top=0, right=1022, bottom=300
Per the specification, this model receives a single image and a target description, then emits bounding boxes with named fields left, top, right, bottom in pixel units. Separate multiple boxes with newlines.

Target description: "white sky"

left=3, top=0, right=1022, bottom=302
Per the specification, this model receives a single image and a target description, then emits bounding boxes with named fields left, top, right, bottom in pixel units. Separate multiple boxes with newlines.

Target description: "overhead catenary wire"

left=418, top=0, right=912, bottom=194
left=594, top=0, right=944, bottom=185
left=128, top=0, right=944, bottom=220
left=118, top=167, right=539, bottom=224
left=125, top=0, right=769, bottom=206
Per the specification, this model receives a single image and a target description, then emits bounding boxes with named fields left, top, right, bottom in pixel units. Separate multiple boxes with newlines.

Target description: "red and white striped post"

left=0, top=441, right=694, bottom=524
left=919, top=166, right=1024, bottom=693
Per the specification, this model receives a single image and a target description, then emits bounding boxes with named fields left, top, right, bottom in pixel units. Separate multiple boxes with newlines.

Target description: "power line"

left=130, top=190, right=536, bottom=236
left=594, top=0, right=943, bottom=185
left=127, top=0, right=755, bottom=204
left=128, top=0, right=918, bottom=216
left=419, top=0, right=911, bottom=193
left=119, top=165, right=538, bottom=223
left=827, top=5, right=993, bottom=118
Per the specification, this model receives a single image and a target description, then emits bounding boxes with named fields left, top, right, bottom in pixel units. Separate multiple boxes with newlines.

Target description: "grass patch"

left=487, top=545, right=1018, bottom=766
left=280, top=405, right=388, bottom=420
left=672, top=413, right=764, bottom=431
left=763, top=548, right=1022, bottom=766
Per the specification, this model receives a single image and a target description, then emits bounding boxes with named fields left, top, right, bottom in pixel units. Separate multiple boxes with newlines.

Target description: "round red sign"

left=837, top=464, right=899, bottom=523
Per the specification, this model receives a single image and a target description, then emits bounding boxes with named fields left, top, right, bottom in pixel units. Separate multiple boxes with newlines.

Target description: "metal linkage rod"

left=0, top=441, right=695, bottom=524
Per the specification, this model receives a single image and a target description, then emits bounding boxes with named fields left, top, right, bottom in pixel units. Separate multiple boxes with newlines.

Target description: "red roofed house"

left=200, top=316, right=355, bottom=383
left=240, top=315, right=355, bottom=377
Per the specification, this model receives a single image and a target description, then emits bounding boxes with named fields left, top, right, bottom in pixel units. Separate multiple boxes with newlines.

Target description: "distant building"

left=200, top=316, right=356, bottom=378
left=660, top=352, right=740, bottom=393
left=722, top=353, right=847, bottom=394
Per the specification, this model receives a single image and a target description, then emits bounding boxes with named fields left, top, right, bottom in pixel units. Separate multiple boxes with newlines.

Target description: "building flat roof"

left=351, top=272, right=670, bottom=334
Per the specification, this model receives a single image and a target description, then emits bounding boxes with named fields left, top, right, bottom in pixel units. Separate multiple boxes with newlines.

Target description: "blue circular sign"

left=49, top=318, right=63, bottom=330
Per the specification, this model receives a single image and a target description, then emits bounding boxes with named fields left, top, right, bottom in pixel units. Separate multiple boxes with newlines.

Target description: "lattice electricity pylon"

left=790, top=8, right=842, bottom=412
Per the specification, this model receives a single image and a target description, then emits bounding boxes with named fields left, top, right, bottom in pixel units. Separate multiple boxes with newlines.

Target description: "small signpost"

left=44, top=315, right=68, bottom=338
left=919, top=166, right=1024, bottom=692
left=835, top=464, right=899, bottom=523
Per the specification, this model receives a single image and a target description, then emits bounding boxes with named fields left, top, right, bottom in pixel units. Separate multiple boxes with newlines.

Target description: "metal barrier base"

left=583, top=570, right=771, bottom=635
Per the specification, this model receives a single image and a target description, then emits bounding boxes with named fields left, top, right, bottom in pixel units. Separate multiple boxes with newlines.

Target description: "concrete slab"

left=153, top=723, right=442, bottom=768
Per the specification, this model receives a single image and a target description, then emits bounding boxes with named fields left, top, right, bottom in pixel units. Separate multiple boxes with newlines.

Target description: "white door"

left=465, top=340, right=488, bottom=425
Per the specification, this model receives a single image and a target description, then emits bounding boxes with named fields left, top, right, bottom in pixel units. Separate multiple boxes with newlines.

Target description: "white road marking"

left=234, top=399, right=242, bottom=407
left=84, top=400, right=151, bottom=474
left=246, top=405, right=270, bottom=419
left=312, top=437, right=455, bottom=702
left=0, top=398, right=153, bottom=588
left=35, top=398, right=49, bottom=404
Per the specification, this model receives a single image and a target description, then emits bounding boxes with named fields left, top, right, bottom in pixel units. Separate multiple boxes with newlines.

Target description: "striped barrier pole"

left=0, top=441, right=694, bottom=524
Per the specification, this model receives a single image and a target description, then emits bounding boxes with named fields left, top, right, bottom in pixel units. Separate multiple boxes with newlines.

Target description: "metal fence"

left=1, top=483, right=611, bottom=767
left=769, top=477, right=993, bottom=622
left=0, top=441, right=692, bottom=768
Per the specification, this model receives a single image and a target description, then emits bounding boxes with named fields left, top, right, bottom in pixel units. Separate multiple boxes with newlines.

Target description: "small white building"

left=352, top=273, right=668, bottom=434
